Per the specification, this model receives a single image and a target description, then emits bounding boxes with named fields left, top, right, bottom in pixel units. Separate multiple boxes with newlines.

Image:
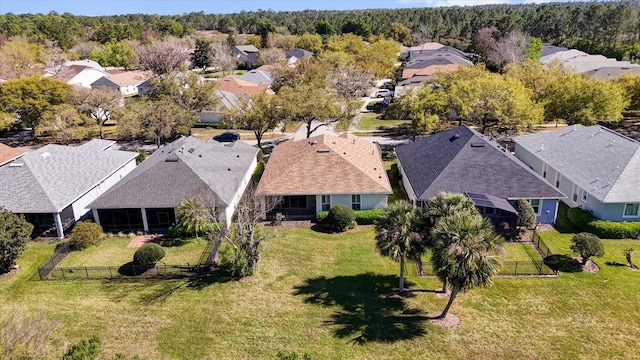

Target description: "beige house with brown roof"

left=91, top=70, right=154, bottom=96
left=257, top=133, right=392, bottom=219
left=216, top=77, right=269, bottom=95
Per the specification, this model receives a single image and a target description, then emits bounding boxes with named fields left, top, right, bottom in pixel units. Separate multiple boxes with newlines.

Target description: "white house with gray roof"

left=514, top=125, right=640, bottom=221
left=0, top=139, right=137, bottom=238
left=89, top=136, right=258, bottom=232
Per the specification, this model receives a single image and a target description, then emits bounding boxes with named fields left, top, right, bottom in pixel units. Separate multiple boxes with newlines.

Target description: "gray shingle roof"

left=285, top=48, right=314, bottom=59
left=405, top=53, right=472, bottom=70
left=234, top=70, right=273, bottom=85
left=395, top=126, right=564, bottom=201
left=0, top=139, right=137, bottom=213
left=89, top=136, right=258, bottom=209
left=540, top=43, right=569, bottom=58
left=514, top=125, right=640, bottom=203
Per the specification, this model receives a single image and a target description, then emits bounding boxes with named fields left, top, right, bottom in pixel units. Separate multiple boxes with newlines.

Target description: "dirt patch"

left=128, top=234, right=164, bottom=248
left=0, top=268, right=19, bottom=280
left=428, top=312, right=461, bottom=328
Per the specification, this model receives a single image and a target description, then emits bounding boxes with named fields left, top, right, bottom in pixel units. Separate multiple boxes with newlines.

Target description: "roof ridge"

left=22, top=156, right=61, bottom=212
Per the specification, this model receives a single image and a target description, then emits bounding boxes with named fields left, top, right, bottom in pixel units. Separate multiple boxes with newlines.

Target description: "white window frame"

left=351, top=194, right=361, bottom=211
left=554, top=172, right=561, bottom=188
left=572, top=184, right=579, bottom=204
left=581, top=189, right=587, bottom=202
left=623, top=203, right=640, bottom=218
left=321, top=195, right=331, bottom=212
left=529, top=199, right=542, bottom=216
left=542, top=163, right=548, bottom=179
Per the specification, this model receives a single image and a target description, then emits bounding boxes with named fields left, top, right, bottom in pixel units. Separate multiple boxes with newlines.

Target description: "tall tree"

left=256, top=20, right=276, bottom=48
left=257, top=47, right=286, bottom=66
left=136, top=38, right=190, bottom=75
left=375, top=200, right=421, bottom=292
left=524, top=36, right=543, bottom=60
left=173, top=197, right=217, bottom=238
left=341, top=19, right=372, bottom=40
left=329, top=65, right=374, bottom=100
left=74, top=86, right=122, bottom=139
left=0, top=36, right=46, bottom=79
left=88, top=41, right=137, bottom=69
left=0, top=76, right=73, bottom=130
left=278, top=85, right=353, bottom=138
left=315, top=20, right=337, bottom=38
left=391, top=85, right=447, bottom=140
left=295, top=33, right=323, bottom=54
left=615, top=74, right=640, bottom=111
left=0, top=210, right=33, bottom=274
left=191, top=38, right=213, bottom=71
left=432, top=211, right=502, bottom=319
left=211, top=42, right=236, bottom=76
left=221, top=93, right=281, bottom=149
left=35, top=104, right=88, bottom=144
left=388, top=22, right=412, bottom=46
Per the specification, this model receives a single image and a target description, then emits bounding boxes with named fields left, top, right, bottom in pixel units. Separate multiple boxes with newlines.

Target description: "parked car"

left=381, top=82, right=395, bottom=90
left=365, top=100, right=389, bottom=113
left=213, top=132, right=240, bottom=142
left=374, top=89, right=394, bottom=98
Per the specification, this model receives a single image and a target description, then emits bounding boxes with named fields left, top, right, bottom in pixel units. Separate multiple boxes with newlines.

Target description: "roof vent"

left=449, top=134, right=460, bottom=142
left=187, top=148, right=195, bottom=153
left=470, top=142, right=485, bottom=148
left=165, top=155, right=179, bottom=162
left=9, top=163, right=23, bottom=167
left=41, top=152, right=51, bottom=158
left=317, top=148, right=330, bottom=153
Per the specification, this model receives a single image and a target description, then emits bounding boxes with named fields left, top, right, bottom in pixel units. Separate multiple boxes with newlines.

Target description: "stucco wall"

left=314, top=193, right=388, bottom=217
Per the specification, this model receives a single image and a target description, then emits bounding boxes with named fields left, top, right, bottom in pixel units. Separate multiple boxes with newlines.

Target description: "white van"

left=374, top=89, right=393, bottom=98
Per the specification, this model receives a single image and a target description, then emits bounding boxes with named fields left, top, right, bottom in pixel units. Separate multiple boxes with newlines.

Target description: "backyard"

left=2, top=225, right=640, bottom=359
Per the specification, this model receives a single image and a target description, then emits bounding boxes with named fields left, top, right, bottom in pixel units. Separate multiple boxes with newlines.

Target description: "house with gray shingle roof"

left=89, top=136, right=258, bottom=232
left=396, top=126, right=564, bottom=224
left=514, top=125, right=640, bottom=222
left=0, top=139, right=137, bottom=238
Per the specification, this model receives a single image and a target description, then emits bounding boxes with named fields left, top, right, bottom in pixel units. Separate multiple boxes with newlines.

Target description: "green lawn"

left=358, top=113, right=410, bottom=131
left=61, top=237, right=208, bottom=267
left=3, top=226, right=640, bottom=359
left=384, top=159, right=406, bottom=203
left=500, top=242, right=543, bottom=262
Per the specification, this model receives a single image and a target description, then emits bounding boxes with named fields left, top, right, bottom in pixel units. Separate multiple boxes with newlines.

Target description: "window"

left=351, top=195, right=361, bottom=210
left=529, top=199, right=541, bottom=216
left=581, top=190, right=587, bottom=202
left=321, top=195, right=331, bottom=211
left=572, top=185, right=579, bottom=203
left=555, top=173, right=561, bottom=188
left=623, top=203, right=639, bottom=218
left=542, top=163, right=548, bottom=179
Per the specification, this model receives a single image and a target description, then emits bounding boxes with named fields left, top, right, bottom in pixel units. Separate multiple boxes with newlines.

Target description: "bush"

left=0, top=210, right=33, bottom=273
left=567, top=207, right=640, bottom=239
left=62, top=335, right=101, bottom=360
left=570, top=232, right=604, bottom=265
left=319, top=209, right=385, bottom=226
left=67, top=221, right=104, bottom=250
left=133, top=243, right=165, bottom=266
left=219, top=245, right=252, bottom=278
left=513, top=199, right=536, bottom=230
left=325, top=205, right=356, bottom=232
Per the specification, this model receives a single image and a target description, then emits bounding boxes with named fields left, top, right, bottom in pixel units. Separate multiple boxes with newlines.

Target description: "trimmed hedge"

left=318, top=209, right=385, bottom=225
left=567, top=207, right=640, bottom=239
left=326, top=205, right=356, bottom=232
left=133, top=243, right=166, bottom=266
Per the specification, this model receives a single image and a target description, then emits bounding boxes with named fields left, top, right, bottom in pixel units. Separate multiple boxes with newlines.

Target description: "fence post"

left=61, top=268, right=65, bottom=280
left=514, top=261, right=518, bottom=276
left=109, top=266, right=113, bottom=279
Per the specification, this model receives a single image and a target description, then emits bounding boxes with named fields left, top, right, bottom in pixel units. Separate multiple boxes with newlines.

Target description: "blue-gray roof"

left=0, top=139, right=137, bottom=213
left=89, top=136, right=258, bottom=209
left=514, top=125, right=640, bottom=203
left=396, top=126, right=564, bottom=201
left=234, top=70, right=273, bottom=85
left=285, top=48, right=314, bottom=59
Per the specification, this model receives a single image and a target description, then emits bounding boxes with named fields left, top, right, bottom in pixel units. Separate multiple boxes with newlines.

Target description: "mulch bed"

left=428, top=312, right=461, bottom=328
left=0, top=268, right=19, bottom=280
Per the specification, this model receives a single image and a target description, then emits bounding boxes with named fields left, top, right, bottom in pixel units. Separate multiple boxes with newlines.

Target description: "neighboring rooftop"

left=0, top=143, right=24, bottom=166
left=285, top=48, right=314, bottom=59
left=540, top=43, right=569, bottom=58
left=585, top=65, right=640, bottom=80
left=514, top=125, right=640, bottom=203
left=234, top=45, right=260, bottom=54
left=396, top=125, right=564, bottom=201
left=89, top=136, right=258, bottom=209
left=93, top=70, right=154, bottom=87
left=0, top=139, right=137, bottom=213
left=216, top=76, right=269, bottom=94
left=257, top=133, right=392, bottom=196
left=233, top=69, right=273, bottom=86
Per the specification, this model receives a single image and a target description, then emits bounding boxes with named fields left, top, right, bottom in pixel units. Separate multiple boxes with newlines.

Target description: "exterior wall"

left=600, top=203, right=640, bottom=222
left=536, top=199, right=559, bottom=224
left=313, top=194, right=388, bottom=217
left=71, top=158, right=137, bottom=222
left=223, top=155, right=258, bottom=226
left=396, top=160, right=417, bottom=205
left=120, top=84, right=140, bottom=96
left=69, top=69, right=108, bottom=88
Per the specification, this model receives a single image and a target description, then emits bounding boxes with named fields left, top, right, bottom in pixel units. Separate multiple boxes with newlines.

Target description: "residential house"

left=216, top=77, right=269, bottom=95
left=89, top=136, right=258, bottom=232
left=540, top=47, right=640, bottom=79
left=91, top=70, right=155, bottom=96
left=585, top=65, right=640, bottom=80
left=233, top=69, right=273, bottom=87
left=395, top=126, right=564, bottom=224
left=198, top=89, right=249, bottom=123
left=514, top=125, right=640, bottom=222
left=233, top=45, right=260, bottom=69
left=402, top=53, right=472, bottom=79
left=47, top=65, right=109, bottom=88
left=285, top=48, right=314, bottom=66
left=0, top=143, right=23, bottom=166
left=256, top=133, right=392, bottom=219
left=0, top=139, right=137, bottom=238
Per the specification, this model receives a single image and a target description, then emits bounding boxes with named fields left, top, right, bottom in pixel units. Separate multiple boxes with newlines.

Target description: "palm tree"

left=375, top=200, right=420, bottom=292
left=175, top=197, right=217, bottom=237
left=431, top=211, right=502, bottom=319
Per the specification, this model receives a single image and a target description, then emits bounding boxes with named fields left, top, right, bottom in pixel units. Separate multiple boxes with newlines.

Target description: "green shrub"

left=252, top=161, right=265, bottom=182
left=326, top=205, right=356, bottom=232
left=567, top=207, right=640, bottom=239
left=354, top=209, right=385, bottom=225
left=68, top=221, right=104, bottom=250
left=571, top=232, right=604, bottom=265
left=62, top=335, right=101, bottom=360
left=219, top=245, right=252, bottom=277
left=589, top=220, right=640, bottom=239
left=513, top=199, right=536, bottom=230
left=318, top=211, right=329, bottom=223
left=133, top=243, right=165, bottom=266
left=276, top=350, right=312, bottom=360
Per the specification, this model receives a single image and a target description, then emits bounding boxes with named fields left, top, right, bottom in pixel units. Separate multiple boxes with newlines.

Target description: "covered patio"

left=466, top=192, right=519, bottom=240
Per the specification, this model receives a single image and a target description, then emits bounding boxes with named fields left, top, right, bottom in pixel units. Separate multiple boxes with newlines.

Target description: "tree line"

left=2, top=2, right=640, bottom=58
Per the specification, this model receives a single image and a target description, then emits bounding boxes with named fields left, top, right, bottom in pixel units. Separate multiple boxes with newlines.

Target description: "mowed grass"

left=358, top=113, right=409, bottom=131
left=190, top=128, right=286, bottom=142
left=3, top=226, right=640, bottom=359
left=61, top=237, right=208, bottom=267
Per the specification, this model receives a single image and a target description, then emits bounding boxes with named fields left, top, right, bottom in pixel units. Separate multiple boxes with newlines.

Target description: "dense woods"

left=2, top=1, right=640, bottom=59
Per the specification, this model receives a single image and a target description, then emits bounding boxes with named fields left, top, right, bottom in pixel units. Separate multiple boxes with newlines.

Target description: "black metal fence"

left=531, top=231, right=553, bottom=258
left=416, top=259, right=555, bottom=277
left=40, top=263, right=201, bottom=280
left=36, top=242, right=72, bottom=279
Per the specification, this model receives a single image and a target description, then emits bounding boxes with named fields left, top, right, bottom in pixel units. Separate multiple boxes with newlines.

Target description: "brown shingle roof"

left=216, top=77, right=268, bottom=94
left=257, top=133, right=392, bottom=196
left=104, top=70, right=154, bottom=86
left=54, top=65, right=91, bottom=82
left=0, top=143, right=24, bottom=165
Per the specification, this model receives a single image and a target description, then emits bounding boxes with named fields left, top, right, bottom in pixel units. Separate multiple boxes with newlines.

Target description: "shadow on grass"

left=100, top=279, right=188, bottom=305
left=554, top=203, right=580, bottom=234
left=186, top=269, right=233, bottom=290
left=293, top=273, right=427, bottom=344
left=118, top=261, right=152, bottom=276
left=161, top=237, right=192, bottom=247
left=605, top=261, right=627, bottom=267
left=544, top=254, right=582, bottom=273
left=310, top=224, right=336, bottom=234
